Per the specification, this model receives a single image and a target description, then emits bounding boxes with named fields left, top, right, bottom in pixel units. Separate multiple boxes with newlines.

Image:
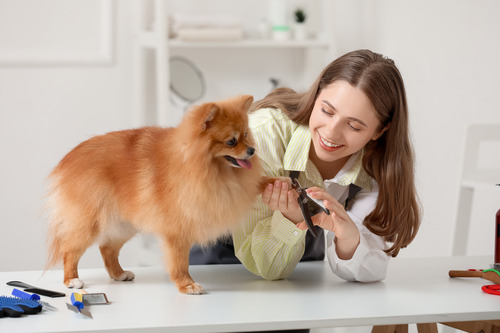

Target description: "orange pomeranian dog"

left=46, top=95, right=267, bottom=294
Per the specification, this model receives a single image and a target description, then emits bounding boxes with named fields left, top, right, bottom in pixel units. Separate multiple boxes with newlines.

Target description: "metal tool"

left=291, top=178, right=330, bottom=238
left=82, top=293, right=110, bottom=305
left=66, top=292, right=93, bottom=318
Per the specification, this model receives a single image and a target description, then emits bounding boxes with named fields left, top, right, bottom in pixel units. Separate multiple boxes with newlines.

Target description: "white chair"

left=452, top=124, right=500, bottom=256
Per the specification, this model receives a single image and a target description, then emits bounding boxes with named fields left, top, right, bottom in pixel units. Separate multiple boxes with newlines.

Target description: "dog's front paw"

left=180, top=282, right=204, bottom=295
left=114, top=271, right=135, bottom=281
left=259, top=176, right=293, bottom=192
left=66, top=278, right=85, bottom=289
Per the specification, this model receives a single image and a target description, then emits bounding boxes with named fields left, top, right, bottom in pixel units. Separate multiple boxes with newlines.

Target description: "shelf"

left=138, top=32, right=329, bottom=49
left=169, top=38, right=329, bottom=49
left=135, top=0, right=334, bottom=127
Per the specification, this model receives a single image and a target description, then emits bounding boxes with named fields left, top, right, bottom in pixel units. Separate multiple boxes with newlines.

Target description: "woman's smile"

left=318, top=131, right=344, bottom=151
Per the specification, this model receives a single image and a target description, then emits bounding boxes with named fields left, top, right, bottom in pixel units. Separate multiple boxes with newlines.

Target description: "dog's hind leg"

left=59, top=223, right=99, bottom=289
left=54, top=214, right=100, bottom=289
left=63, top=247, right=88, bottom=289
left=99, top=223, right=137, bottom=282
left=162, top=236, right=204, bottom=295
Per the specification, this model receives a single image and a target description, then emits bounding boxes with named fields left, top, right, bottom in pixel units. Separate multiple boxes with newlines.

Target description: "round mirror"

left=170, top=56, right=205, bottom=103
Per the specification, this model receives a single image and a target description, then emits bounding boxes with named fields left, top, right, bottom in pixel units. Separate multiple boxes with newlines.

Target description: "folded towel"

left=171, top=14, right=242, bottom=30
left=176, top=28, right=243, bottom=42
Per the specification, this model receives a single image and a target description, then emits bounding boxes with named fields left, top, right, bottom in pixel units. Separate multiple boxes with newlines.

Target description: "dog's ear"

left=201, top=103, right=220, bottom=131
left=240, top=95, right=254, bottom=112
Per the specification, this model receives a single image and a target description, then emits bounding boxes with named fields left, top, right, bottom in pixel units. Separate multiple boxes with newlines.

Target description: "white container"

left=272, top=26, right=291, bottom=41
left=269, top=0, right=287, bottom=26
left=258, top=18, right=271, bottom=39
left=294, top=23, right=307, bottom=40
left=269, top=0, right=290, bottom=40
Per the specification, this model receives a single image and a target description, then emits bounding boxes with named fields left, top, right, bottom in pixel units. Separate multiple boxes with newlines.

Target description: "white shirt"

left=324, top=154, right=390, bottom=282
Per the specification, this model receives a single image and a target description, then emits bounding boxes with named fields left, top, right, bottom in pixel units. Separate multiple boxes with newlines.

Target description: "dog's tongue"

left=236, top=159, right=252, bottom=170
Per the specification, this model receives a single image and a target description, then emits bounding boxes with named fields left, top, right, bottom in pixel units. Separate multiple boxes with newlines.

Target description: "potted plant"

left=294, top=8, right=306, bottom=24
left=293, top=8, right=307, bottom=40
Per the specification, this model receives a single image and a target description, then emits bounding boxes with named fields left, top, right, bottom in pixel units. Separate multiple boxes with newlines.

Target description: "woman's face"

left=309, top=80, right=387, bottom=165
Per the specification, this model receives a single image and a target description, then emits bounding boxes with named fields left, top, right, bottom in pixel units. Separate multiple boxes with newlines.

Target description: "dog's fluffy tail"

left=43, top=176, right=65, bottom=271
left=45, top=226, right=63, bottom=271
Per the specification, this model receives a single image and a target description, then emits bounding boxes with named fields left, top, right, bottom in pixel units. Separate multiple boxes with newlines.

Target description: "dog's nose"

left=247, top=147, right=255, bottom=157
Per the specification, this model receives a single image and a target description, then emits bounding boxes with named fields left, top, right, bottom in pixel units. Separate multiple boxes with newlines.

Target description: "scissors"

left=291, top=178, right=330, bottom=238
left=482, top=284, right=500, bottom=295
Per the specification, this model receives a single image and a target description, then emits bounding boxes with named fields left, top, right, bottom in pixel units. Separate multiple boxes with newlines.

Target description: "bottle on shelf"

left=495, top=184, right=500, bottom=270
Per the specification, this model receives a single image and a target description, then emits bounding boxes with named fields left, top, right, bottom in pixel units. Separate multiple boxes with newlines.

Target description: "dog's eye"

left=226, top=138, right=237, bottom=147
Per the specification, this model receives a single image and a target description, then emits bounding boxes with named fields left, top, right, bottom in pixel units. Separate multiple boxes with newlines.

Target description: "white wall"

left=1, top=0, right=499, bottom=272
left=342, top=0, right=500, bottom=259
left=0, top=0, right=137, bottom=271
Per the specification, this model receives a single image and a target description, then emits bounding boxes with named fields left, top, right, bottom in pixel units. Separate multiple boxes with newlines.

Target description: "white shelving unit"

left=134, top=0, right=333, bottom=128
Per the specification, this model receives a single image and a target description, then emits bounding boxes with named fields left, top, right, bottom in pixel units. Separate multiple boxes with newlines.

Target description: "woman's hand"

left=262, top=180, right=303, bottom=224
left=296, top=187, right=360, bottom=260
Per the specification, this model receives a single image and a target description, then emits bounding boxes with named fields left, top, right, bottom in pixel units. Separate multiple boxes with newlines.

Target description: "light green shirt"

left=233, top=107, right=373, bottom=280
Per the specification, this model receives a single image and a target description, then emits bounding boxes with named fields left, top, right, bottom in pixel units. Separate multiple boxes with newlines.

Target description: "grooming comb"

left=7, top=280, right=65, bottom=298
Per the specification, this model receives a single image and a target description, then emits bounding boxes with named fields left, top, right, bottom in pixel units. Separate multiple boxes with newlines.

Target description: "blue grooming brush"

left=0, top=296, right=42, bottom=317
left=0, top=298, right=24, bottom=318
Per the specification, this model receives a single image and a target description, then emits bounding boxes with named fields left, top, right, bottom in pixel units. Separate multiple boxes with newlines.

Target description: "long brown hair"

left=251, top=49, right=420, bottom=257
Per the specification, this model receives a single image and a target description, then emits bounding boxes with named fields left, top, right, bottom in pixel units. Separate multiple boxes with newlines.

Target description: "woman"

left=231, top=49, right=421, bottom=282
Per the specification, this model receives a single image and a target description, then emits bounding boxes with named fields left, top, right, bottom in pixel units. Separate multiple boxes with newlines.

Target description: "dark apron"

left=189, top=227, right=324, bottom=265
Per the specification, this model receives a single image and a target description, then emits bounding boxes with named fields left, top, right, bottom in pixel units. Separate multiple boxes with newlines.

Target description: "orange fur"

left=45, top=95, right=266, bottom=294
